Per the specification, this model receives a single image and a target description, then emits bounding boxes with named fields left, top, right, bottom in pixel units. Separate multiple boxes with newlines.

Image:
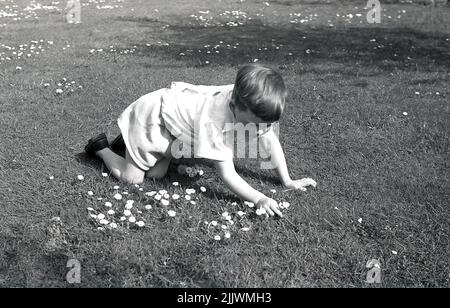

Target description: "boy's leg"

left=146, top=157, right=172, bottom=180
left=97, top=148, right=145, bottom=184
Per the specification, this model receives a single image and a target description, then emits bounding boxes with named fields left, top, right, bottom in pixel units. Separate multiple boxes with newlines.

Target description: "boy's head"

left=231, top=64, right=287, bottom=125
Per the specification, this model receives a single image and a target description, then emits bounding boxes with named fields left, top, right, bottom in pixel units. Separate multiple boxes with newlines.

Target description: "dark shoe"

left=85, top=133, right=109, bottom=157
left=110, top=134, right=126, bottom=157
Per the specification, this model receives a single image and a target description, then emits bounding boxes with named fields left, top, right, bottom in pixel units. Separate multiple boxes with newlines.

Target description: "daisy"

left=172, top=182, right=179, bottom=186
left=172, top=194, right=180, bottom=200
left=281, top=202, right=290, bottom=209
left=124, top=210, right=131, bottom=216
left=145, top=191, right=157, bottom=196
left=107, top=210, right=115, bottom=215
left=159, top=190, right=167, bottom=195
left=241, top=227, right=250, bottom=232
left=129, top=216, right=136, bottom=223
left=114, top=193, right=122, bottom=200
left=244, top=201, right=254, bottom=208
left=109, top=223, right=118, bottom=228
left=136, top=221, right=145, bottom=227
left=224, top=232, right=231, bottom=239
left=77, top=175, right=84, bottom=180
left=211, top=221, right=218, bottom=226
left=200, top=186, right=206, bottom=192
left=105, top=202, right=112, bottom=207
left=168, top=210, right=176, bottom=217
left=214, top=235, right=221, bottom=241
left=113, top=185, right=120, bottom=190
left=87, top=207, right=94, bottom=211
left=155, top=194, right=162, bottom=200
left=97, top=214, right=105, bottom=220
left=100, top=219, right=109, bottom=225
left=190, top=201, right=196, bottom=205
left=163, top=194, right=170, bottom=199
left=185, top=195, right=191, bottom=201
left=256, top=208, right=267, bottom=216
left=237, top=211, right=245, bottom=217
left=120, top=216, right=126, bottom=221
left=145, top=204, right=152, bottom=210
left=161, top=199, right=170, bottom=206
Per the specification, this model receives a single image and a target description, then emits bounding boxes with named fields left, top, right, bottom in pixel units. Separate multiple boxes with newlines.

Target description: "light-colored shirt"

left=161, top=82, right=236, bottom=161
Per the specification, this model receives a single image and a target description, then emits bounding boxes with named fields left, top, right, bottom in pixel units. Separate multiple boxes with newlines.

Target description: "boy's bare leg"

left=97, top=148, right=145, bottom=184
left=146, top=157, right=172, bottom=180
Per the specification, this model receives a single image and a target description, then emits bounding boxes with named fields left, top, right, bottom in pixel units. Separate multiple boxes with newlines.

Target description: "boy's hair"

left=232, top=64, right=287, bottom=122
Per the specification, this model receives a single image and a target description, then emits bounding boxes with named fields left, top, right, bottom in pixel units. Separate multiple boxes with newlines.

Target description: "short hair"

left=232, top=64, right=287, bottom=122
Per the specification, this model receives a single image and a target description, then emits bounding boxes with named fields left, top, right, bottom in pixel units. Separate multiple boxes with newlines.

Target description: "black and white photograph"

left=0, top=0, right=449, bottom=291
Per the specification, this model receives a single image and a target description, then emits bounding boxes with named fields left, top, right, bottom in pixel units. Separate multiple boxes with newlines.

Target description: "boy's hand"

left=256, top=197, right=283, bottom=217
left=284, top=178, right=317, bottom=191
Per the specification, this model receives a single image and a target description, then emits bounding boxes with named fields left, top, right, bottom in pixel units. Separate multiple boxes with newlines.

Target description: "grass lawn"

left=0, top=0, right=449, bottom=287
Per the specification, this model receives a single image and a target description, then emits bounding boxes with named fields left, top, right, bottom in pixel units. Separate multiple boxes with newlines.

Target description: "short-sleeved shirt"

left=117, top=82, right=236, bottom=170
left=160, top=82, right=236, bottom=161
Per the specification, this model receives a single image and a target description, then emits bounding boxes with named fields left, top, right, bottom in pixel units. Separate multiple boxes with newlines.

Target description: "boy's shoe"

left=85, top=133, right=109, bottom=157
left=110, top=134, right=126, bottom=157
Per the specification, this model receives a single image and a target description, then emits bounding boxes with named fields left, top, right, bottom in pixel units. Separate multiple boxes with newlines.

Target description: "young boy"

left=85, top=64, right=316, bottom=217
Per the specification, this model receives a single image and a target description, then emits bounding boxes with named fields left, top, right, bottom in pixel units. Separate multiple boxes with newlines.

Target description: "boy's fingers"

left=272, top=206, right=283, bottom=217
left=266, top=207, right=275, bottom=216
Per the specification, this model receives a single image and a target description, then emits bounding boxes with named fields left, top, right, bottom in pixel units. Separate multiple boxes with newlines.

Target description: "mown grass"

left=0, top=0, right=449, bottom=287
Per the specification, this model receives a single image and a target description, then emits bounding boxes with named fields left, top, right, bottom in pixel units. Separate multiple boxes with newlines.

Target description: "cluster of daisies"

left=43, top=77, right=83, bottom=95
left=2, top=39, right=53, bottom=65
left=77, top=173, right=291, bottom=241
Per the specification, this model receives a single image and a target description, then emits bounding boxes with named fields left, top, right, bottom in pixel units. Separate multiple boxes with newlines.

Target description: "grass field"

left=0, top=0, right=449, bottom=287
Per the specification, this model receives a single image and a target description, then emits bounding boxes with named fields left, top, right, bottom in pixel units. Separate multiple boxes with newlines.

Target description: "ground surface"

left=0, top=0, right=449, bottom=287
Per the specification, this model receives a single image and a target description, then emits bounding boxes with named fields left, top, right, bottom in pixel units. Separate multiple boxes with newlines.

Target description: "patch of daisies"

left=42, top=77, right=83, bottom=95
left=80, top=172, right=291, bottom=240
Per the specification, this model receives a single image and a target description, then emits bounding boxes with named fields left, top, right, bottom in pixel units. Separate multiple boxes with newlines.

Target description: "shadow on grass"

left=125, top=19, right=450, bottom=72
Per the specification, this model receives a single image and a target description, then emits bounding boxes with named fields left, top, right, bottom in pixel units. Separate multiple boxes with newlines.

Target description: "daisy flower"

left=97, top=214, right=105, bottom=220
left=114, top=193, right=122, bottom=200
left=109, top=223, right=118, bottom=228
left=105, top=202, right=112, bottom=207
left=124, top=210, right=132, bottom=216
left=200, top=186, right=206, bottom=192
left=77, top=175, right=84, bottom=180
left=224, top=232, right=231, bottom=239
left=214, top=235, right=221, bottom=241
left=211, top=221, right=218, bottom=226
left=161, top=199, right=170, bottom=206
left=168, top=210, right=176, bottom=217
left=145, top=204, right=152, bottom=210
left=172, top=194, right=180, bottom=200
left=87, top=191, right=94, bottom=196
left=136, top=221, right=145, bottom=227
left=244, top=201, right=254, bottom=208
left=107, top=210, right=115, bottom=215
left=172, top=182, right=179, bottom=186
left=129, top=217, right=136, bottom=223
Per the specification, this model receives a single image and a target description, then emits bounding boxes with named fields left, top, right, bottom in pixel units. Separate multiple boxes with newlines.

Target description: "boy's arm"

left=214, top=160, right=282, bottom=217
left=259, top=130, right=317, bottom=190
